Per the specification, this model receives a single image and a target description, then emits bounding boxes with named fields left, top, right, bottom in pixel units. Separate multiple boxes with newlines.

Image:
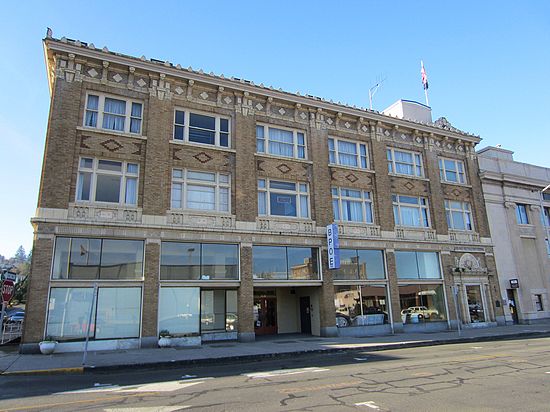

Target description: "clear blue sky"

left=1, top=1, right=549, bottom=258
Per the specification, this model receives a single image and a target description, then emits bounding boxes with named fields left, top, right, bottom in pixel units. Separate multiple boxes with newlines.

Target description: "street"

left=1, top=336, right=550, bottom=411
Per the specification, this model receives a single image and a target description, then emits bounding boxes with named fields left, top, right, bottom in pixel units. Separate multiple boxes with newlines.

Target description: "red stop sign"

left=1, top=280, right=14, bottom=303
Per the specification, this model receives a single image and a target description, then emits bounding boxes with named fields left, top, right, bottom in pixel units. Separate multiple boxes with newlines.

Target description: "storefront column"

left=140, top=239, right=160, bottom=348
left=238, top=244, right=255, bottom=342
left=385, top=249, right=403, bottom=333
left=441, top=252, right=459, bottom=328
left=319, top=249, right=337, bottom=337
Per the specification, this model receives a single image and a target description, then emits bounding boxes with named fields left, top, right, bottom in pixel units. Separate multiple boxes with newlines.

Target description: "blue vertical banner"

left=326, top=223, right=340, bottom=269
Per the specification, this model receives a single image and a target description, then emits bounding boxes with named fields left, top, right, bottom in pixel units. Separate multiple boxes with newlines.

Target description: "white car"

left=401, top=306, right=439, bottom=320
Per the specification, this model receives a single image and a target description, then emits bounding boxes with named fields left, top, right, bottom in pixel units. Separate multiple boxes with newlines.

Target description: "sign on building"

left=326, top=223, right=340, bottom=269
left=509, top=279, right=519, bottom=289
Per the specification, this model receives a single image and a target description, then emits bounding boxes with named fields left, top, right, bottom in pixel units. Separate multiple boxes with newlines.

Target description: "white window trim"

left=76, top=157, right=139, bottom=206
left=439, top=157, right=466, bottom=184
left=387, top=147, right=424, bottom=178
left=445, top=200, right=474, bottom=231
left=172, top=108, right=231, bottom=148
left=328, top=137, right=369, bottom=169
left=258, top=178, right=310, bottom=219
left=392, top=194, right=431, bottom=228
left=332, top=187, right=374, bottom=224
left=83, top=92, right=143, bottom=135
left=171, top=169, right=231, bottom=213
left=256, top=123, right=307, bottom=160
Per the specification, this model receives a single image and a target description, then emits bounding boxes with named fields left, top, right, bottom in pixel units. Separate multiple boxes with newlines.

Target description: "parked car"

left=335, top=312, right=351, bottom=327
left=401, top=306, right=440, bottom=320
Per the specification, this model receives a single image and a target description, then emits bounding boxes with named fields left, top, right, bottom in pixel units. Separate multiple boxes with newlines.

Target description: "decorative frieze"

left=256, top=218, right=316, bottom=234
left=68, top=203, right=142, bottom=224
left=167, top=212, right=235, bottom=229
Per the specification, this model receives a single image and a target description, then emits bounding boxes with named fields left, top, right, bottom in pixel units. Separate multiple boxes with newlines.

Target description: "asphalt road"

left=1, top=336, right=550, bottom=411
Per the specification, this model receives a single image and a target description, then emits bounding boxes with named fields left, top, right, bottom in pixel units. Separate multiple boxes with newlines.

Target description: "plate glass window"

left=334, top=285, right=389, bottom=327
left=332, top=249, right=385, bottom=280
left=200, top=290, right=238, bottom=332
left=387, top=148, right=423, bottom=177
left=158, top=287, right=200, bottom=335
left=392, top=195, right=430, bottom=227
left=398, top=284, right=447, bottom=323
left=439, top=158, right=466, bottom=184
left=258, top=179, right=309, bottom=218
left=252, top=246, right=319, bottom=280
left=256, top=125, right=306, bottom=159
left=445, top=200, right=473, bottom=230
left=395, top=251, right=441, bottom=279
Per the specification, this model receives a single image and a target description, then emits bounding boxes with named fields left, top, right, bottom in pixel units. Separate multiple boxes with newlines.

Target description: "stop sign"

left=1, top=280, right=14, bottom=303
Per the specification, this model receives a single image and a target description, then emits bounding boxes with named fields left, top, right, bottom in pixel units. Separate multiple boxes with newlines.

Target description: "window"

left=258, top=179, right=309, bottom=218
left=201, top=290, right=238, bottom=332
left=52, top=237, right=144, bottom=280
left=84, top=94, right=142, bottom=134
left=171, top=169, right=230, bottom=212
left=466, top=285, right=485, bottom=322
left=398, top=284, right=447, bottom=323
left=445, top=200, right=473, bottom=231
left=542, top=206, right=550, bottom=227
left=173, top=110, right=230, bottom=147
left=387, top=148, right=423, bottom=177
left=535, top=294, right=544, bottom=312
left=158, top=287, right=200, bottom=335
left=252, top=246, right=319, bottom=280
left=516, top=204, right=529, bottom=224
left=439, top=158, right=466, bottom=184
left=160, top=242, right=239, bottom=280
left=334, top=285, right=389, bottom=327
left=395, top=251, right=441, bottom=279
left=256, top=124, right=306, bottom=159
left=328, top=138, right=368, bottom=169
left=543, top=193, right=550, bottom=201
left=332, top=187, right=373, bottom=223
left=392, top=195, right=430, bottom=228
left=332, top=249, right=385, bottom=280
left=77, top=158, right=139, bottom=205
left=46, top=287, right=142, bottom=341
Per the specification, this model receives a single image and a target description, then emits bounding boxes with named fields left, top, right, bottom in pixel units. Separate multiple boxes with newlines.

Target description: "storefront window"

left=395, top=251, right=441, bottom=279
left=334, top=285, right=388, bottom=327
left=158, top=287, right=200, bottom=335
left=398, top=284, right=447, bottom=323
left=332, top=249, right=385, bottom=280
left=466, top=285, right=485, bottom=322
left=200, top=289, right=238, bottom=332
left=46, top=288, right=95, bottom=340
left=95, top=288, right=141, bottom=339
left=253, top=246, right=319, bottom=280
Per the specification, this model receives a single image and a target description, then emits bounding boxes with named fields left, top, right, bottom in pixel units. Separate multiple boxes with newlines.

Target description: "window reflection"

left=253, top=246, right=319, bottom=280
left=398, top=284, right=447, bottom=323
left=334, top=285, right=389, bottom=327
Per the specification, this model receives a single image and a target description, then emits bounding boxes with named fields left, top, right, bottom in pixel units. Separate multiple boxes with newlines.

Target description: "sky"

left=0, top=1, right=549, bottom=258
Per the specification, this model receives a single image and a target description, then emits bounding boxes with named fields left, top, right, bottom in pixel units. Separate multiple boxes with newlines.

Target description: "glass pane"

left=451, top=211, right=465, bottom=230
left=174, top=125, right=184, bottom=140
left=80, top=158, right=93, bottom=169
left=220, top=118, right=229, bottom=132
left=104, top=98, right=126, bottom=114
left=95, top=175, right=121, bottom=203
left=98, top=160, right=122, bottom=172
left=125, top=177, right=137, bottom=205
left=253, top=246, right=287, bottom=279
left=87, top=95, right=99, bottom=110
left=158, top=287, right=200, bottom=335
left=102, top=114, right=125, bottom=131
left=189, top=113, right=215, bottom=130
left=172, top=169, right=184, bottom=179
left=52, top=237, right=70, bottom=279
left=219, top=187, right=229, bottom=212
left=46, top=288, right=95, bottom=340
left=77, top=172, right=92, bottom=201
left=258, top=192, right=266, bottom=215
left=399, top=284, right=447, bottom=324
left=341, top=200, right=363, bottom=222
left=85, top=110, right=97, bottom=127
left=269, top=127, right=293, bottom=143
left=171, top=183, right=182, bottom=209
left=416, top=252, right=440, bottom=279
left=400, top=206, right=421, bottom=227
left=175, top=110, right=185, bottom=125
left=95, top=287, right=141, bottom=339
left=131, top=102, right=142, bottom=118
left=160, top=242, right=200, bottom=280
left=357, top=250, right=385, bottom=280
left=187, top=171, right=215, bottom=182
left=130, top=118, right=141, bottom=134
left=359, top=285, right=389, bottom=324
left=270, top=180, right=295, bottom=191
left=333, top=199, right=340, bottom=221
left=226, top=290, right=238, bottom=331
left=100, top=240, right=144, bottom=280
left=256, top=125, right=264, bottom=138
left=395, top=251, right=418, bottom=279
left=201, top=290, right=226, bottom=331
left=201, top=244, right=239, bottom=279
left=257, top=138, right=265, bottom=152
left=300, top=195, right=309, bottom=218
left=219, top=174, right=229, bottom=184
left=269, top=192, right=297, bottom=217
left=189, top=127, right=215, bottom=145
left=466, top=285, right=485, bottom=322
left=187, top=185, right=215, bottom=210
left=127, top=163, right=138, bottom=174
left=287, top=247, right=318, bottom=280
left=220, top=133, right=229, bottom=147
left=332, top=249, right=359, bottom=280
left=69, top=238, right=101, bottom=279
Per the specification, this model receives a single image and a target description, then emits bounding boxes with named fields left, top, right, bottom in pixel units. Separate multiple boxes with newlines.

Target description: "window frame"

left=516, top=204, right=530, bottom=225
left=83, top=92, right=143, bottom=135
left=257, top=178, right=310, bottom=219
left=172, top=108, right=231, bottom=148
left=332, top=187, right=374, bottom=224
left=387, top=147, right=424, bottom=178
left=445, top=200, right=474, bottom=231
left=328, top=137, right=369, bottom=169
left=252, top=245, right=321, bottom=280
left=200, top=289, right=238, bottom=333
left=392, top=194, right=431, bottom=228
left=256, top=123, right=307, bottom=160
left=439, top=157, right=466, bottom=184
left=170, top=169, right=231, bottom=213
left=76, top=157, right=139, bottom=206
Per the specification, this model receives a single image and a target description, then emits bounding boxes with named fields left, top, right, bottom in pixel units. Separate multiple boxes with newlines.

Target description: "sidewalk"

left=2, top=322, right=550, bottom=375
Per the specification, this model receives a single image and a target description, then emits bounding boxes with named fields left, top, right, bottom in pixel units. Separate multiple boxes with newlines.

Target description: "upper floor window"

left=445, top=200, right=473, bottom=231
left=77, top=158, right=138, bottom=205
left=543, top=193, right=550, bottom=201
left=256, top=124, right=306, bottom=159
left=258, top=179, right=309, bottom=218
left=173, top=110, right=230, bottom=148
left=542, top=206, right=550, bottom=227
left=84, top=94, right=142, bottom=135
left=516, top=204, right=529, bottom=224
left=392, top=194, right=430, bottom=228
left=328, top=138, right=368, bottom=169
left=387, top=148, right=424, bottom=177
left=332, top=187, right=373, bottom=224
left=171, top=169, right=230, bottom=212
left=439, top=157, right=466, bottom=184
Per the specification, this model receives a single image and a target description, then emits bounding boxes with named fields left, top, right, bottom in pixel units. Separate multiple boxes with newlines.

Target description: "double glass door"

left=254, top=297, right=277, bottom=335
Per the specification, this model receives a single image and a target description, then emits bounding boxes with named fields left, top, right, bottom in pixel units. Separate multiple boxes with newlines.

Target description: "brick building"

left=22, top=33, right=504, bottom=352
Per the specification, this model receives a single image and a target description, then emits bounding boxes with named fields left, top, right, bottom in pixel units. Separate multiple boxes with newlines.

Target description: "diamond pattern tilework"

left=136, top=78, right=147, bottom=87
left=100, top=139, right=123, bottom=152
left=278, top=108, right=286, bottom=115
left=345, top=173, right=358, bottom=183
left=224, top=96, right=232, bottom=104
left=194, top=152, right=213, bottom=163
left=200, top=92, right=209, bottom=100
left=404, top=181, right=415, bottom=191
left=175, top=86, right=184, bottom=95
left=112, top=73, right=122, bottom=83
left=87, top=68, right=98, bottom=78
left=276, top=164, right=291, bottom=174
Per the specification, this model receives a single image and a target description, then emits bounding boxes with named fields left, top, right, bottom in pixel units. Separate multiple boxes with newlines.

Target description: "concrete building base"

left=337, top=324, right=392, bottom=337
left=238, top=332, right=256, bottom=342
left=320, top=326, right=338, bottom=337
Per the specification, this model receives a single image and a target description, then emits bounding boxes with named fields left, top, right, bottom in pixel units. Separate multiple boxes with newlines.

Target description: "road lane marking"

left=103, top=407, right=190, bottom=412
left=354, top=357, right=369, bottom=361
left=280, top=379, right=362, bottom=394
left=355, top=401, right=381, bottom=409
left=244, top=367, right=329, bottom=378
left=57, top=380, right=207, bottom=394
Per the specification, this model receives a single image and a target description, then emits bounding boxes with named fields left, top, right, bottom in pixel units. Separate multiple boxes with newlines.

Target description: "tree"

left=14, top=246, right=26, bottom=263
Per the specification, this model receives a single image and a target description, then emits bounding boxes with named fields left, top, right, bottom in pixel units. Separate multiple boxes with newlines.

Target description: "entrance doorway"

left=507, top=289, right=519, bottom=324
left=254, top=296, right=277, bottom=335
left=299, top=296, right=312, bottom=334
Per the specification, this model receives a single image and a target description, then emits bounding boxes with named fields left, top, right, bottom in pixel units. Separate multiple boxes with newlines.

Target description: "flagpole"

left=421, top=60, right=430, bottom=107
left=424, top=88, right=430, bottom=107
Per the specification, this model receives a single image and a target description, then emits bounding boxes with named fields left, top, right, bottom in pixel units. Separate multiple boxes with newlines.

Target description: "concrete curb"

left=1, top=366, right=84, bottom=376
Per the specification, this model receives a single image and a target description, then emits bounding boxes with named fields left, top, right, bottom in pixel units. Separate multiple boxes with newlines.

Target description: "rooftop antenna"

left=368, top=75, right=386, bottom=110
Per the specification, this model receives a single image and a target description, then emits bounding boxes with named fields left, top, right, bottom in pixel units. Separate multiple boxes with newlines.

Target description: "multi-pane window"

left=387, top=148, right=424, bottom=177
left=173, top=110, right=230, bottom=147
left=77, top=158, right=139, bottom=205
left=84, top=94, right=142, bottom=134
left=171, top=169, right=230, bottom=212
left=328, top=138, right=368, bottom=169
left=439, top=158, right=466, bottom=184
left=445, top=200, right=473, bottom=230
left=516, top=204, right=529, bottom=224
left=332, top=249, right=385, bottom=280
left=392, top=195, right=430, bottom=227
left=252, top=246, right=319, bottom=280
left=52, top=237, right=144, bottom=280
left=258, top=179, right=309, bottom=218
left=332, top=187, right=373, bottom=223
left=256, top=124, right=306, bottom=159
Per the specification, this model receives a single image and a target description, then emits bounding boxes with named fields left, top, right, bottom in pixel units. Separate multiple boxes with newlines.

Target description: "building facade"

left=22, top=33, right=504, bottom=352
left=478, top=147, right=550, bottom=324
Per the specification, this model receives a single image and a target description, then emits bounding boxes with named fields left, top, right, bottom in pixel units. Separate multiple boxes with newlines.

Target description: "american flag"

left=421, top=61, right=429, bottom=90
